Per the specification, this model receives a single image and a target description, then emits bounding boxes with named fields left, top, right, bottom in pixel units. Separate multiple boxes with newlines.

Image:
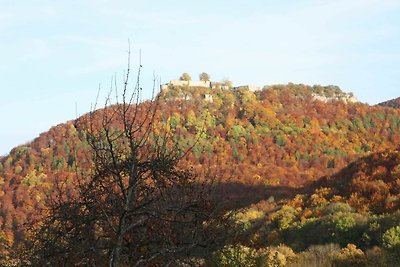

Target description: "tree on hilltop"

left=179, top=72, right=192, bottom=81
left=199, top=72, right=210, bottom=82
left=222, top=79, right=233, bottom=89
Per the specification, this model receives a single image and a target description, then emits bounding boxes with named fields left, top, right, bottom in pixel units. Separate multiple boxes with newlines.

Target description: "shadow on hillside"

left=207, top=182, right=309, bottom=210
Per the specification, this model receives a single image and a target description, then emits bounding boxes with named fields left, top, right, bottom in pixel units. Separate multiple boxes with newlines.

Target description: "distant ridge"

left=378, top=96, right=400, bottom=108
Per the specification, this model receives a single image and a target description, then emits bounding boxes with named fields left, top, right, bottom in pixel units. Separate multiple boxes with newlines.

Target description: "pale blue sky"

left=1, top=0, right=400, bottom=155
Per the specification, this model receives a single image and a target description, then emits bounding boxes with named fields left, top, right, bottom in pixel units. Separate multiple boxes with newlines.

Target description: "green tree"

left=213, top=245, right=257, bottom=267
left=382, top=225, right=400, bottom=261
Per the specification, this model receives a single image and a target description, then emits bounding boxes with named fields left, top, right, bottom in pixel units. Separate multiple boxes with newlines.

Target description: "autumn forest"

left=1, top=79, right=400, bottom=266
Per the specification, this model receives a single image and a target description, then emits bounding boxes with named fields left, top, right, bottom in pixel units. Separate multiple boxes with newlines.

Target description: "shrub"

left=365, top=246, right=389, bottom=267
left=288, top=243, right=340, bottom=267
left=212, top=245, right=257, bottom=267
left=382, top=226, right=400, bottom=250
left=257, top=245, right=296, bottom=267
left=333, top=243, right=366, bottom=267
left=382, top=226, right=400, bottom=263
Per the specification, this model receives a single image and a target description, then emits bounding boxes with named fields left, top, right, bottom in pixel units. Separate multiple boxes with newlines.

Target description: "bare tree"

left=28, top=51, right=232, bottom=266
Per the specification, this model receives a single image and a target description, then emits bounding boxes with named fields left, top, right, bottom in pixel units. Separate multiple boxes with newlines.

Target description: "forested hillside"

left=378, top=97, right=400, bottom=109
left=1, top=83, right=400, bottom=265
left=223, top=148, right=400, bottom=266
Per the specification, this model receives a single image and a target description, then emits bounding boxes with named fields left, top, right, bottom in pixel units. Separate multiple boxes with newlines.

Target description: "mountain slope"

left=314, top=148, right=400, bottom=213
left=237, top=149, right=400, bottom=264
left=1, top=83, right=400, bottom=259
left=378, top=96, right=400, bottom=108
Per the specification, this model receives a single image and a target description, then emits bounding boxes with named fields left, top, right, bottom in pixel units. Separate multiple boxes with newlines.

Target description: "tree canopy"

left=179, top=72, right=192, bottom=81
left=199, top=72, right=210, bottom=81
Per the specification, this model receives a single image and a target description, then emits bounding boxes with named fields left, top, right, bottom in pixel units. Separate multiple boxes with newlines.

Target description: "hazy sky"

left=1, top=0, right=400, bottom=155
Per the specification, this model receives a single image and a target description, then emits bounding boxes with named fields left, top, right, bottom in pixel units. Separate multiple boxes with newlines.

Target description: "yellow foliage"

left=334, top=243, right=366, bottom=266
left=300, top=208, right=313, bottom=221
left=40, top=147, right=51, bottom=157
left=310, top=193, right=328, bottom=207
left=257, top=245, right=296, bottom=267
left=315, top=187, right=332, bottom=197
left=236, top=208, right=264, bottom=223
left=14, top=165, right=23, bottom=174
left=331, top=195, right=343, bottom=202
left=289, top=194, right=304, bottom=207
left=253, top=174, right=262, bottom=181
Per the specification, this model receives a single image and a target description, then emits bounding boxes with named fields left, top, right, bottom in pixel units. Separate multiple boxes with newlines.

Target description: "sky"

left=1, top=0, right=400, bottom=155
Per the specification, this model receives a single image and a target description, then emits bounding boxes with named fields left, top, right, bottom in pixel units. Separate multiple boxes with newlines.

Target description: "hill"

left=314, top=148, right=400, bottom=213
left=227, top=148, right=400, bottom=266
left=378, top=97, right=400, bottom=108
left=1, top=83, right=400, bottom=264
